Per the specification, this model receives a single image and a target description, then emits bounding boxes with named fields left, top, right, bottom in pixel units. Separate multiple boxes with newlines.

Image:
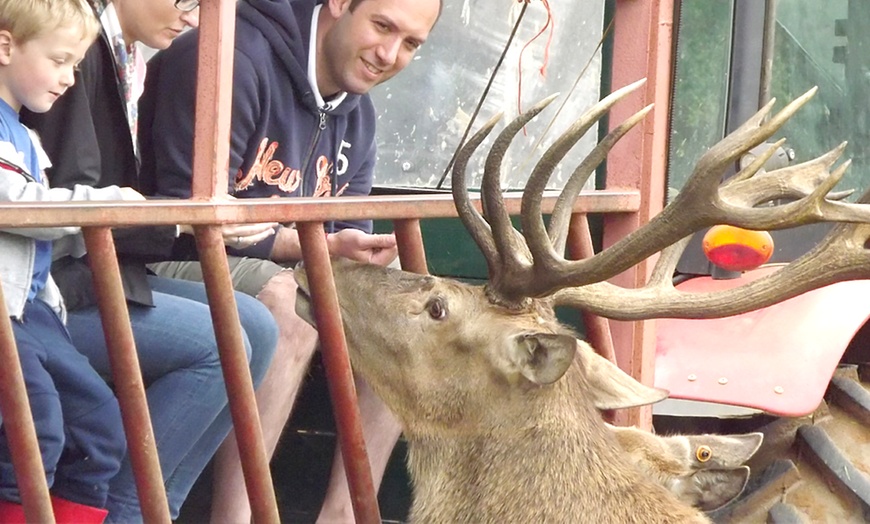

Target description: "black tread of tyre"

left=708, top=368, right=870, bottom=523
left=795, top=424, right=870, bottom=519
left=767, top=502, right=811, bottom=524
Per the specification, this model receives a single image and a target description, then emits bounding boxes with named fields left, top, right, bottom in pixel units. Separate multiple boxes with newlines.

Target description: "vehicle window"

left=370, top=1, right=605, bottom=191
left=669, top=0, right=868, bottom=200
left=667, top=0, right=733, bottom=200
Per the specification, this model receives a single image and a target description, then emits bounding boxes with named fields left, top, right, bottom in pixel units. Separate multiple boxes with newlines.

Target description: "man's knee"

left=259, top=271, right=319, bottom=357
left=256, top=269, right=300, bottom=306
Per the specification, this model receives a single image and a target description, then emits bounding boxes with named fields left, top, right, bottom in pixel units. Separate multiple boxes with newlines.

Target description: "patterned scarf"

left=89, top=0, right=145, bottom=156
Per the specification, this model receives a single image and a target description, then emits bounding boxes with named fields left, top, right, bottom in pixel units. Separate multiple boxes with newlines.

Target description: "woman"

left=21, top=0, right=279, bottom=521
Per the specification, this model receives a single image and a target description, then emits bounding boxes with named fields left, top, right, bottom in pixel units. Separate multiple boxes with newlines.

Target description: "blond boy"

left=0, top=1, right=142, bottom=521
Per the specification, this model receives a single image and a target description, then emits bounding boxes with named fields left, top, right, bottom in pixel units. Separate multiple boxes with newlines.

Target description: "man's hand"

left=327, top=229, right=398, bottom=267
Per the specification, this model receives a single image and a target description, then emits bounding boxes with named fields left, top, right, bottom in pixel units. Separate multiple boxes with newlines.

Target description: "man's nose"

left=375, top=37, right=402, bottom=67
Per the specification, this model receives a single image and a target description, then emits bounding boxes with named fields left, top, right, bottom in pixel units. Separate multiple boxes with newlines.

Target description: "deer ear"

left=512, top=333, right=576, bottom=385
left=683, top=466, right=751, bottom=511
left=576, top=340, right=669, bottom=409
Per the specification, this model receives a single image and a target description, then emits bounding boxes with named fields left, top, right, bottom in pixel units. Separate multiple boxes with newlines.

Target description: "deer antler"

left=453, top=82, right=870, bottom=319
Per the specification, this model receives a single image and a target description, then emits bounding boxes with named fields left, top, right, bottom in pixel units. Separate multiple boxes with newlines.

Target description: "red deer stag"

left=295, top=79, right=868, bottom=523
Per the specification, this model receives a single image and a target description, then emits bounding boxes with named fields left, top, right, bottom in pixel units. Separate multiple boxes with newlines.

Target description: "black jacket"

left=139, top=0, right=376, bottom=261
left=22, top=32, right=178, bottom=309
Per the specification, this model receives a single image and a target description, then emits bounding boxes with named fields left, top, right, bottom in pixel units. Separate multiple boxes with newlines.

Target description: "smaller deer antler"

left=453, top=79, right=651, bottom=307
left=453, top=81, right=870, bottom=320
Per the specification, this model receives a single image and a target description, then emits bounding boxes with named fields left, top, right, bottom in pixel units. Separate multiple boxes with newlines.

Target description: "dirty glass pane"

left=370, top=1, right=605, bottom=190
left=666, top=0, right=733, bottom=201
left=772, top=0, right=869, bottom=196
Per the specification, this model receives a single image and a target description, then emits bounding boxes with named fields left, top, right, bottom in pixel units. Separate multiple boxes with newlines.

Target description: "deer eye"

left=695, top=445, right=713, bottom=462
left=426, top=297, right=447, bottom=320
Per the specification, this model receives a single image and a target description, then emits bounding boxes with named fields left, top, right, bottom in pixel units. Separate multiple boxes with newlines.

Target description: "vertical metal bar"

left=394, top=219, right=429, bottom=274
left=0, top=288, right=55, bottom=523
left=297, top=222, right=380, bottom=524
left=191, top=0, right=236, bottom=198
left=759, top=0, right=778, bottom=106
left=606, top=0, right=675, bottom=429
left=193, top=226, right=279, bottom=524
left=82, top=227, right=170, bottom=523
left=727, top=0, right=767, bottom=134
left=566, top=213, right=616, bottom=364
left=194, top=1, right=280, bottom=521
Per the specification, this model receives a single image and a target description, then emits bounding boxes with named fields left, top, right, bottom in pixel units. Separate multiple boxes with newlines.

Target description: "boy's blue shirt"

left=0, top=99, right=52, bottom=299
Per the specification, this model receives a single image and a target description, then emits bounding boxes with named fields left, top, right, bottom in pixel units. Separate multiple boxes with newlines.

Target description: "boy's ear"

left=0, top=30, right=13, bottom=66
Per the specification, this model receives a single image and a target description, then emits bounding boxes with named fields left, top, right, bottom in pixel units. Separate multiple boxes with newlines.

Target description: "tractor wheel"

left=706, top=364, right=870, bottom=523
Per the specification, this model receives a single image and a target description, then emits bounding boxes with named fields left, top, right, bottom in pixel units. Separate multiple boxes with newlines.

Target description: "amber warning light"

left=702, top=224, right=774, bottom=272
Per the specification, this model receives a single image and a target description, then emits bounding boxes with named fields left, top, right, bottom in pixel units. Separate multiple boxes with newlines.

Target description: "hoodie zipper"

left=301, top=108, right=328, bottom=197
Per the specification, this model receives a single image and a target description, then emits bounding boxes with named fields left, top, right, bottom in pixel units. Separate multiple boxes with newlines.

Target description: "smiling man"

left=137, top=0, right=441, bottom=522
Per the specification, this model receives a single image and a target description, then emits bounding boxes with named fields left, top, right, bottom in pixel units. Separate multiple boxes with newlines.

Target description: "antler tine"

left=480, top=94, right=560, bottom=278
left=553, top=206, right=870, bottom=321
left=558, top=88, right=822, bottom=286
left=451, top=112, right=505, bottom=269
left=719, top=142, right=848, bottom=208
left=679, top=87, right=818, bottom=199
left=723, top=138, right=787, bottom=187
left=521, top=79, right=648, bottom=258
left=544, top=103, right=654, bottom=256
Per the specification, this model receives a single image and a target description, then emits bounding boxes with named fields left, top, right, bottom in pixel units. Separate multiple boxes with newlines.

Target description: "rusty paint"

left=82, top=227, right=171, bottom=523
left=0, top=289, right=55, bottom=523
left=0, top=191, right=640, bottom=228
left=297, top=222, right=381, bottom=524
left=394, top=219, right=429, bottom=274
left=605, top=0, right=675, bottom=430
left=193, top=226, right=279, bottom=524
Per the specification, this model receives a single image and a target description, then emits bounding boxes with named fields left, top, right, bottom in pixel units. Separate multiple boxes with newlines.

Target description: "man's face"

left=319, top=0, right=440, bottom=96
left=0, top=25, right=91, bottom=113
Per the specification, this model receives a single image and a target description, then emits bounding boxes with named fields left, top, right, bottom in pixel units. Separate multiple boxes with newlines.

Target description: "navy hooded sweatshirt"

left=139, top=0, right=377, bottom=258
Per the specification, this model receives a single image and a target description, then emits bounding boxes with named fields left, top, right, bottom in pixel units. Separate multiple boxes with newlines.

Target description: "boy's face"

left=0, top=25, right=91, bottom=113
left=319, top=0, right=440, bottom=96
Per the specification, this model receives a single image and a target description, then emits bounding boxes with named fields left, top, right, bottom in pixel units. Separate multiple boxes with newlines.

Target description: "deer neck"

left=403, top=366, right=708, bottom=523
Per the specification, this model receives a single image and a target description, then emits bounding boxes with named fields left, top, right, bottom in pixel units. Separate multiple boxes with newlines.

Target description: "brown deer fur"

left=295, top=259, right=710, bottom=523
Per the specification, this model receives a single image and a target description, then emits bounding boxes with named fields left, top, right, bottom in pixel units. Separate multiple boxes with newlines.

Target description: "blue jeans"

left=64, top=276, right=277, bottom=522
left=0, top=299, right=125, bottom=508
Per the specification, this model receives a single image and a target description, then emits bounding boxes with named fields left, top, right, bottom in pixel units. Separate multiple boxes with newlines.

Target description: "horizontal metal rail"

left=0, top=190, right=640, bottom=227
